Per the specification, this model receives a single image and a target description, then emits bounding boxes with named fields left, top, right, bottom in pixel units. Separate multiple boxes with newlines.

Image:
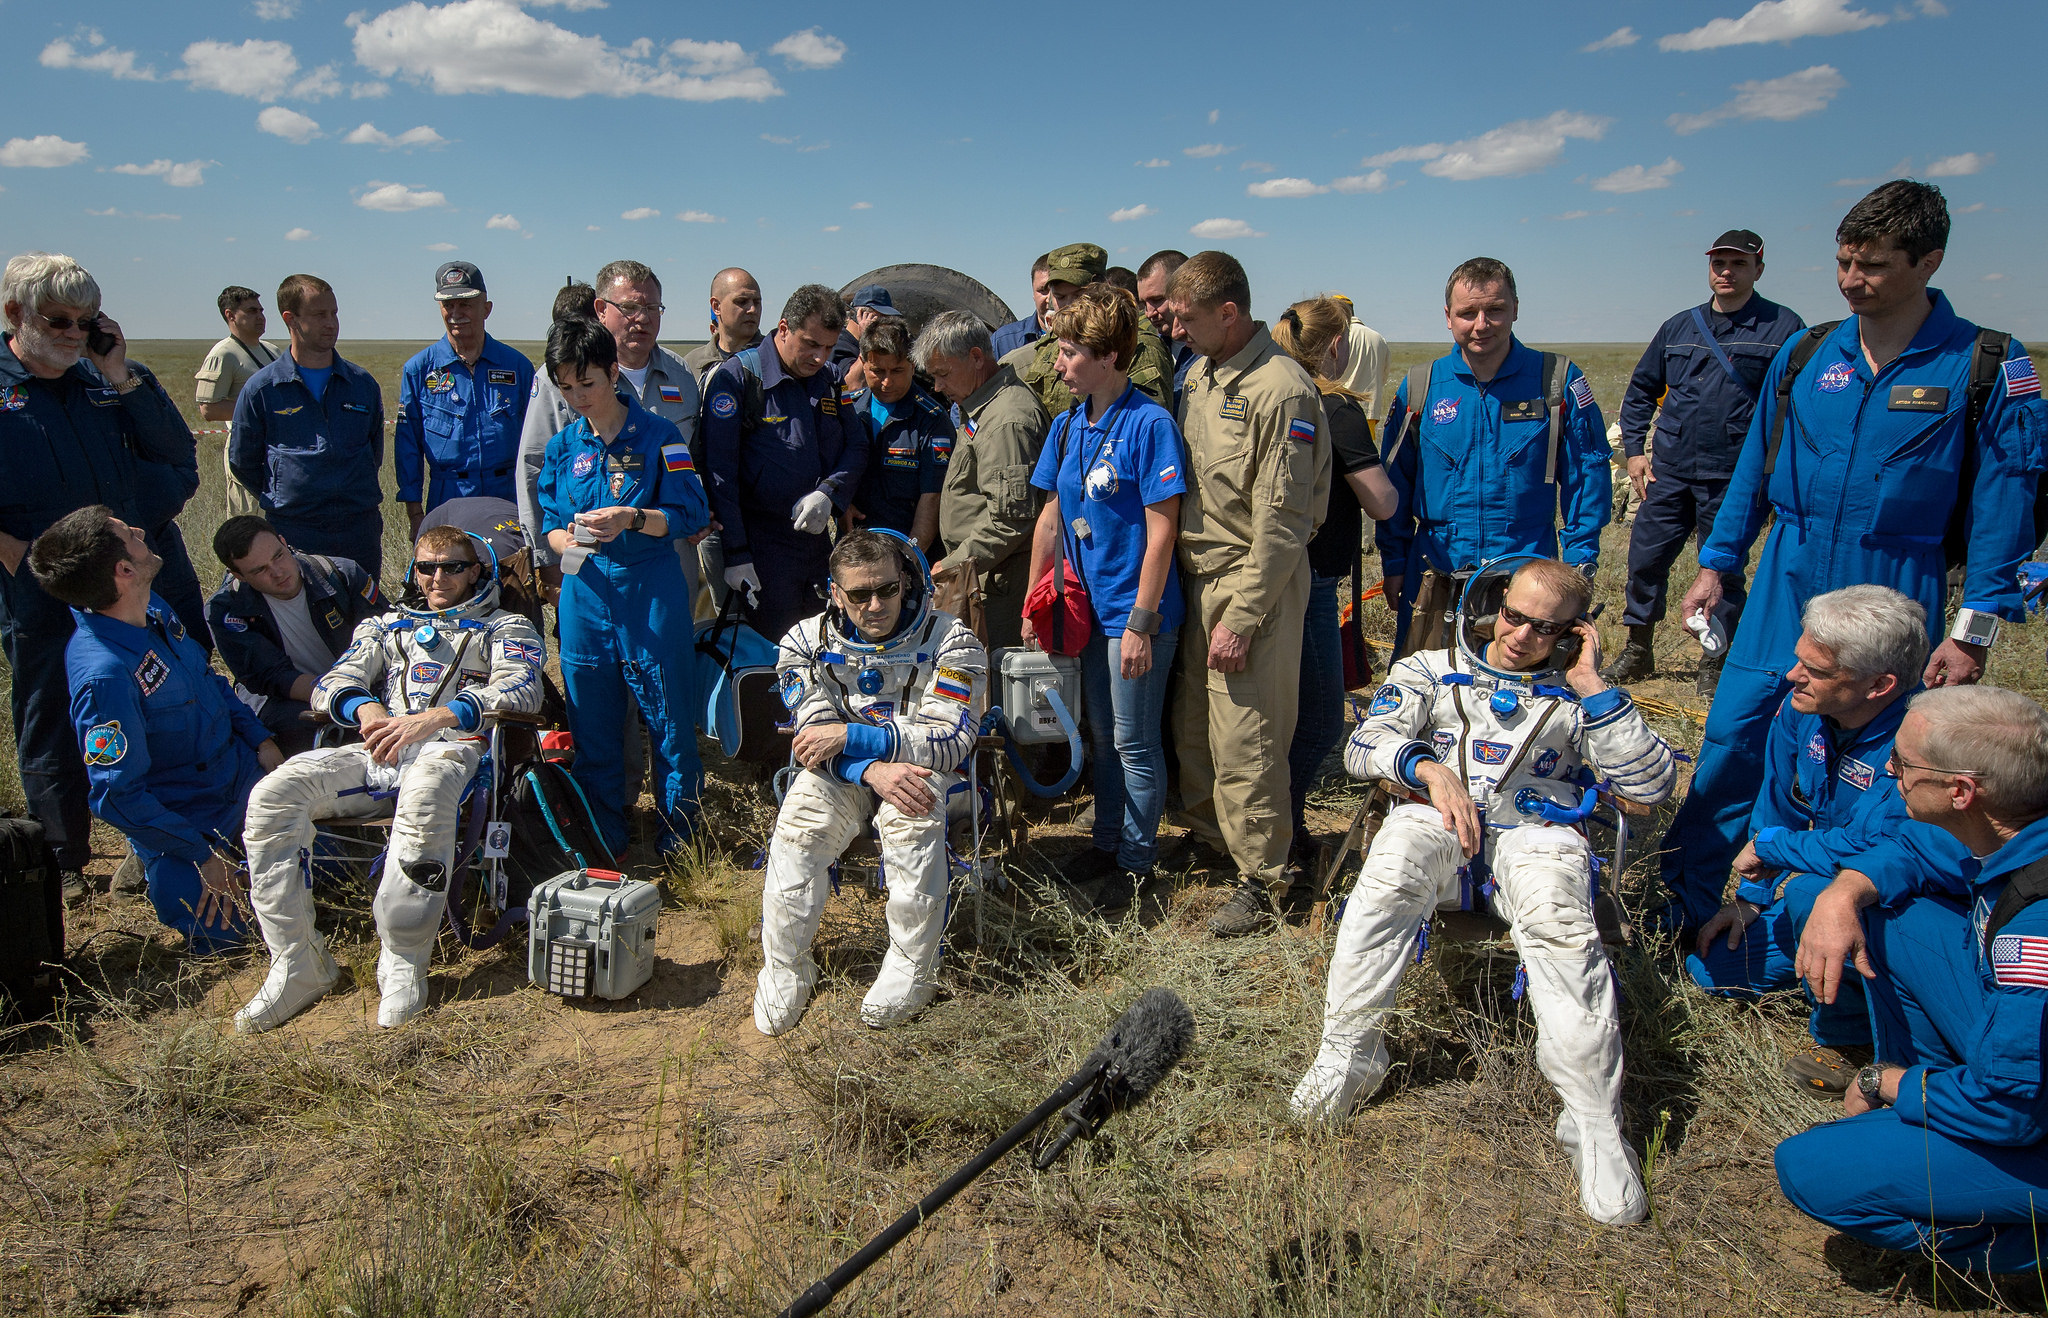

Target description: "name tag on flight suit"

left=487, top=370, right=518, bottom=386
left=1501, top=399, right=1545, bottom=422
left=606, top=453, right=643, bottom=497
left=1888, top=385, right=1949, bottom=412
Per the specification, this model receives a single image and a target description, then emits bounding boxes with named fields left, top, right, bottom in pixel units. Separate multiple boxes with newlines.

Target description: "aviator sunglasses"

left=1498, top=603, right=1579, bottom=637
left=837, top=579, right=902, bottom=606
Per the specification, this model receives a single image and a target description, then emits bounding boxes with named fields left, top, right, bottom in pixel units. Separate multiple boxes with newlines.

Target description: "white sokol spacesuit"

left=236, top=540, right=545, bottom=1033
left=1292, top=560, right=1676, bottom=1225
left=755, top=538, right=987, bottom=1037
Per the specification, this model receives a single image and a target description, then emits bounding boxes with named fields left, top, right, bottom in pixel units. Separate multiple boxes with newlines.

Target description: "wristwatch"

left=1856, top=1063, right=1891, bottom=1108
left=1950, top=607, right=2000, bottom=648
left=630, top=507, right=647, bottom=533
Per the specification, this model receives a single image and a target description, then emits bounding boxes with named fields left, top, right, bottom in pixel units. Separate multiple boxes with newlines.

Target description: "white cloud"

left=1208, top=109, right=1220, bottom=124
left=0, top=136, right=90, bottom=168
left=112, top=158, right=216, bottom=187
left=528, top=0, right=609, bottom=8
left=284, top=226, right=316, bottom=240
left=1331, top=171, right=1396, bottom=194
left=1184, top=143, right=1236, bottom=158
left=1955, top=201, right=1986, bottom=214
left=255, top=0, right=300, bottom=17
left=1360, top=143, right=1447, bottom=168
left=178, top=39, right=335, bottom=100
left=850, top=201, right=871, bottom=209
left=40, top=31, right=156, bottom=80
left=1591, top=157, right=1684, bottom=193
left=86, top=207, right=179, bottom=221
left=1833, top=155, right=1913, bottom=186
left=356, top=180, right=448, bottom=211
left=1410, top=110, right=1611, bottom=180
left=620, top=206, right=660, bottom=220
left=1240, top=160, right=1274, bottom=173
left=770, top=28, right=846, bottom=69
left=351, top=81, right=391, bottom=98
left=343, top=122, right=448, bottom=149
left=351, top=0, right=783, bottom=101
left=1925, top=151, right=1991, bottom=177
left=1137, top=158, right=1170, bottom=168
left=1982, top=272, right=2005, bottom=281
left=425, top=241, right=458, bottom=250
left=1669, top=65, right=1844, bottom=134
left=1915, top=0, right=1948, bottom=12
left=258, top=106, right=322, bottom=143
left=1247, top=177, right=1326, bottom=198
left=485, top=213, right=521, bottom=230
left=1556, top=210, right=1594, bottom=221
left=1660, top=0, right=1887, bottom=50
left=677, top=210, right=723, bottom=223
left=1581, top=26, right=1639, bottom=52
left=821, top=224, right=841, bottom=232
left=668, top=40, right=751, bottom=75
left=1108, top=204, right=1156, bottom=222
left=1189, top=217, right=1265, bottom=239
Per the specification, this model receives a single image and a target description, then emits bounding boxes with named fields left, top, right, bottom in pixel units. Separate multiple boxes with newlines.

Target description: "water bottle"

left=1685, top=609, right=1726, bottom=657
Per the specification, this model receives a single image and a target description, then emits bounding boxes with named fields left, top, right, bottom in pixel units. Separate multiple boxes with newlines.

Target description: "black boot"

left=1696, top=653, right=1724, bottom=698
left=1601, top=624, right=1657, bottom=685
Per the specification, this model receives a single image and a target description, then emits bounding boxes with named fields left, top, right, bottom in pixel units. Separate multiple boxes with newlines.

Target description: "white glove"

left=724, top=562, right=762, bottom=606
left=791, top=490, right=834, bottom=535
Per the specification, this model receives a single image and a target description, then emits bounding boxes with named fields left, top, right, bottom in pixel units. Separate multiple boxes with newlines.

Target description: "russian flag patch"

left=662, top=444, right=694, bottom=473
left=1287, top=418, right=1317, bottom=443
left=658, top=384, right=685, bottom=404
left=2006, top=356, right=2041, bottom=400
left=932, top=674, right=972, bottom=705
left=1992, top=934, right=2048, bottom=988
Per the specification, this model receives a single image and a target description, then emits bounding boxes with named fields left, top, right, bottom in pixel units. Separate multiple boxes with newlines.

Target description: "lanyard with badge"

left=1067, top=386, right=1133, bottom=548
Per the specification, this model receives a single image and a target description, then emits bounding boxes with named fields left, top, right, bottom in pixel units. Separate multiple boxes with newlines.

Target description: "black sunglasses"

left=1498, top=603, right=1578, bottom=637
left=415, top=559, right=478, bottom=576
left=837, top=579, right=902, bottom=606
left=37, top=311, right=100, bottom=332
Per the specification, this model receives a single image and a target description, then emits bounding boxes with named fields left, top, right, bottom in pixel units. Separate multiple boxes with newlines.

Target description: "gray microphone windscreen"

left=1082, top=987, right=1194, bottom=1102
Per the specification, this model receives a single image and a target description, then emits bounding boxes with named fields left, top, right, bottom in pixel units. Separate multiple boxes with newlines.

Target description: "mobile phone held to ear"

left=85, top=316, right=118, bottom=356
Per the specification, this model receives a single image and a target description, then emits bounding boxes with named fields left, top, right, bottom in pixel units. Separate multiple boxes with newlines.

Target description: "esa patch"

left=133, top=650, right=171, bottom=696
left=572, top=451, right=599, bottom=478
left=409, top=660, right=446, bottom=685
left=1805, top=732, right=1827, bottom=763
left=487, top=369, right=518, bottom=386
left=1473, top=740, right=1511, bottom=765
left=661, top=444, right=694, bottom=473
left=1533, top=747, right=1561, bottom=779
left=1, top=385, right=26, bottom=412
left=82, top=721, right=127, bottom=766
left=1288, top=418, right=1317, bottom=443
left=1430, top=396, right=1459, bottom=426
left=222, top=615, right=249, bottom=633
left=1367, top=684, right=1404, bottom=717
left=1991, top=934, right=2048, bottom=988
left=2007, top=356, right=2042, bottom=401
left=778, top=668, right=807, bottom=711
left=1569, top=376, right=1594, bottom=411
left=1219, top=394, right=1249, bottom=421
left=1816, top=362, right=1856, bottom=394
left=1839, top=756, right=1876, bottom=791
left=710, top=392, right=739, bottom=420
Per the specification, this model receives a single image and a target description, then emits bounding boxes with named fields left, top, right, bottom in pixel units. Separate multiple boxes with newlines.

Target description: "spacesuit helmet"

left=398, top=529, right=503, bottom=622
left=1455, top=554, right=1582, bottom=681
left=826, top=527, right=932, bottom=653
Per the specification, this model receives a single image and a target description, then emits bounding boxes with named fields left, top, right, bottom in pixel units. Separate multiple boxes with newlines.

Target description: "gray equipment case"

left=527, top=868, right=661, bottom=1001
left=994, top=648, right=1085, bottom=745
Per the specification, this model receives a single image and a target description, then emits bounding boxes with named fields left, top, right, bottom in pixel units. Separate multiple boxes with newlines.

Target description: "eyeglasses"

left=600, top=300, right=664, bottom=320
left=1885, top=749, right=1981, bottom=780
left=1498, top=603, right=1577, bottom=637
left=837, top=580, right=902, bottom=606
left=415, top=559, right=478, bottom=577
left=36, top=311, right=100, bottom=333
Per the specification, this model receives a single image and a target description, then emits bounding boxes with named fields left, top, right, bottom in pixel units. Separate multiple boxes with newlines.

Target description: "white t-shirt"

left=268, top=587, right=334, bottom=682
left=619, top=361, right=653, bottom=398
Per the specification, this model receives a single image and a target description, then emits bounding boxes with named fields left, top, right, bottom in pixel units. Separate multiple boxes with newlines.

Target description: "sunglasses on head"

left=1498, top=603, right=1577, bottom=637
left=37, top=311, right=100, bottom=332
left=415, top=559, right=477, bottom=577
left=837, top=579, right=902, bottom=606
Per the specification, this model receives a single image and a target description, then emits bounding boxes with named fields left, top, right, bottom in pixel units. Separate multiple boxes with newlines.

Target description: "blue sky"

left=1, top=0, right=2035, bottom=343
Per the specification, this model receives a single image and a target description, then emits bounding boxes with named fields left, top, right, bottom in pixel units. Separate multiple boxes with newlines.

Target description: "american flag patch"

left=1288, top=418, right=1317, bottom=443
left=658, top=384, right=685, bottom=404
left=1569, top=376, right=1594, bottom=410
left=932, top=674, right=972, bottom=704
left=2006, top=356, right=2041, bottom=400
left=501, top=639, right=544, bottom=666
left=662, top=444, right=694, bottom=473
left=1992, top=934, right=2048, bottom=988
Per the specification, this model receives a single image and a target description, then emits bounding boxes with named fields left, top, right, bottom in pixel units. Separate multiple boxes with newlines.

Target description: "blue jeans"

left=1080, top=625, right=1179, bottom=872
left=1287, top=573, right=1345, bottom=841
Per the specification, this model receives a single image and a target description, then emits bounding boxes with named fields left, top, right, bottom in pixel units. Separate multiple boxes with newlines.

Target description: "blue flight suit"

left=1375, top=338, right=1611, bottom=647
left=67, top=594, right=270, bottom=953
left=394, top=334, right=534, bottom=512
left=1686, top=689, right=1916, bottom=1045
left=1660, top=292, right=2047, bottom=928
left=130, top=431, right=211, bottom=653
left=699, top=345, right=869, bottom=642
left=1618, top=294, right=1805, bottom=634
left=1776, top=815, right=2048, bottom=1273
left=206, top=550, right=385, bottom=748
left=848, top=382, right=953, bottom=540
left=538, top=391, right=711, bottom=855
left=990, top=313, right=1042, bottom=362
left=0, top=336, right=194, bottom=870
left=230, top=353, right=388, bottom=579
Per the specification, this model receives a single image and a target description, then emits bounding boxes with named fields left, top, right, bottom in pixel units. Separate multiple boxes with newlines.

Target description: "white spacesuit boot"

left=861, top=770, right=959, bottom=1029
left=369, top=743, right=477, bottom=1029
left=1491, top=825, right=1645, bottom=1226
left=1291, top=805, right=1463, bottom=1122
left=755, top=771, right=867, bottom=1036
left=236, top=748, right=376, bottom=1033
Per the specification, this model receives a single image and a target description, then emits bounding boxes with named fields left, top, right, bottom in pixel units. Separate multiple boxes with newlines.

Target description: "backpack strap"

left=1983, top=852, right=2048, bottom=952
left=1381, top=365, right=1427, bottom=469
left=1540, top=352, right=1570, bottom=485
left=730, top=347, right=768, bottom=436
left=1966, top=329, right=2014, bottom=447
left=1759, top=322, right=1841, bottom=507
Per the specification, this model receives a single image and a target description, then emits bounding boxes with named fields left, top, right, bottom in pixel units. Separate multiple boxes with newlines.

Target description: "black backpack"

left=1759, top=323, right=2030, bottom=568
left=0, top=815, right=65, bottom=1026
left=501, top=761, right=617, bottom=908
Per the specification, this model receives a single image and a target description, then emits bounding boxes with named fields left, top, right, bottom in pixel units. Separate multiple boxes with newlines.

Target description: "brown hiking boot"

left=1208, top=882, right=1274, bottom=937
left=1782, top=1044, right=1872, bottom=1096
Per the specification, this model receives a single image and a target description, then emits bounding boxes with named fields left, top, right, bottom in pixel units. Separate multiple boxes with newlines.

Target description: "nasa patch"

left=1840, top=756, right=1876, bottom=791
left=710, top=392, right=739, bottom=420
left=1816, top=362, right=1856, bottom=393
left=82, top=721, right=127, bottom=766
left=1473, top=740, right=1511, bottom=765
left=1805, top=732, right=1827, bottom=763
left=1430, top=396, right=1459, bottom=426
left=222, top=615, right=249, bottom=633
left=1367, top=684, right=1404, bottom=717
left=410, top=660, right=446, bottom=685
left=1533, top=748, right=1561, bottom=779
left=133, top=650, right=170, bottom=696
left=572, top=451, right=599, bottom=478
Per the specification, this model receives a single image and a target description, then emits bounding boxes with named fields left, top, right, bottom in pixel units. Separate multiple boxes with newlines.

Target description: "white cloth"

left=267, top=587, right=334, bottom=686
left=1340, top=318, right=1391, bottom=419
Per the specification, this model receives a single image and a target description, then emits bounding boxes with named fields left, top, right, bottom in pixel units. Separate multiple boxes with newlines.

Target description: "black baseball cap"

left=1705, top=229, right=1764, bottom=256
left=433, top=260, right=487, bottom=300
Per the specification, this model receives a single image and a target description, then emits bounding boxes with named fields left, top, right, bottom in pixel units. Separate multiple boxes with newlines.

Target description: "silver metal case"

left=994, top=648, right=1086, bottom=745
left=527, top=868, right=661, bottom=1001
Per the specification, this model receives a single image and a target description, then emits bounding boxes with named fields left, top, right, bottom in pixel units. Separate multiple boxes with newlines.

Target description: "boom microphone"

left=777, top=988, right=1195, bottom=1318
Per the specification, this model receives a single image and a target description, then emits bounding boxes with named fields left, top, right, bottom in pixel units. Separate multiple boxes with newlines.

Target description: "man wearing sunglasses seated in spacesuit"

left=235, top=524, right=546, bottom=1034
left=756, top=527, right=987, bottom=1036
left=1292, top=556, right=1677, bottom=1225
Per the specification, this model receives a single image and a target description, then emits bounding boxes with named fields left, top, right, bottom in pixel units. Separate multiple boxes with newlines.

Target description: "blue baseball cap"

left=849, top=284, right=900, bottom=316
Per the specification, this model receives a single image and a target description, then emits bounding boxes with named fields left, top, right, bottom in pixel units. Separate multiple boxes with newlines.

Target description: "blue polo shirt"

left=1030, top=385, right=1186, bottom=636
left=394, top=333, right=534, bottom=508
